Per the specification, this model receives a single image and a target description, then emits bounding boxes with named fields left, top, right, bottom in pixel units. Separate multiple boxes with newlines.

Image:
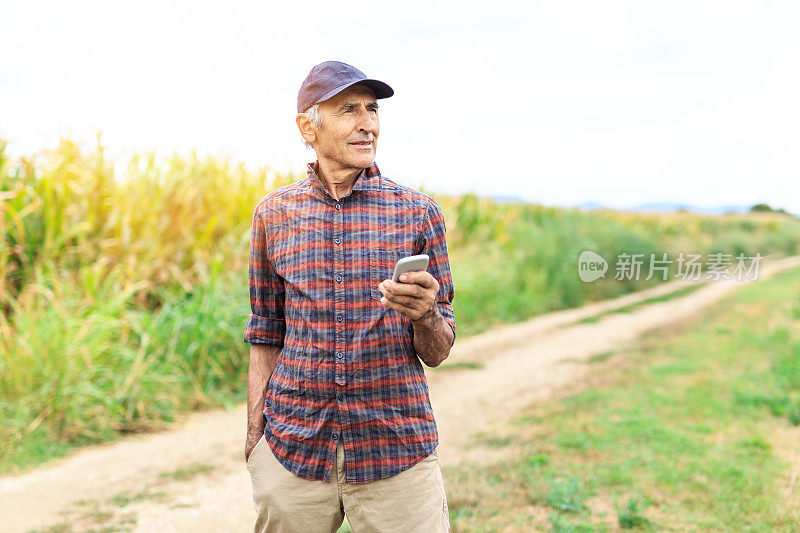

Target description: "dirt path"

left=4, top=254, right=799, bottom=533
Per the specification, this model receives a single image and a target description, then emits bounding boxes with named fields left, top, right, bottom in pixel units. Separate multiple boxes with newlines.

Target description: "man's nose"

left=355, top=107, right=378, bottom=133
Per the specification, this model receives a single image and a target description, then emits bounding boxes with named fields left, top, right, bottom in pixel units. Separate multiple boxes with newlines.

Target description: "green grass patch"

left=442, top=265, right=800, bottom=531
left=585, top=351, right=616, bottom=364
left=575, top=283, right=704, bottom=325
left=615, top=495, right=653, bottom=529
left=108, top=490, right=168, bottom=508
left=432, top=360, right=484, bottom=371
left=158, top=462, right=216, bottom=481
left=631, top=283, right=704, bottom=306
left=27, top=489, right=157, bottom=532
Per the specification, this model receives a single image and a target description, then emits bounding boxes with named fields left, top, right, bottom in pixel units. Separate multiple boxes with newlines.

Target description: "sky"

left=2, top=1, right=799, bottom=213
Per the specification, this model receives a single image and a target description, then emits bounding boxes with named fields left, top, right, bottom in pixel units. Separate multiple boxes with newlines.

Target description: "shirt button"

left=337, top=393, right=345, bottom=401
left=335, top=203, right=341, bottom=210
left=336, top=315, right=344, bottom=322
left=335, top=275, right=342, bottom=282
left=334, top=237, right=341, bottom=244
left=336, top=352, right=344, bottom=359
left=332, top=432, right=339, bottom=441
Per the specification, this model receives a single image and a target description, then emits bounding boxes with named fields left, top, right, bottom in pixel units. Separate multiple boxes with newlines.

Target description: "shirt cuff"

left=243, top=313, right=285, bottom=346
left=443, top=316, right=456, bottom=347
left=437, top=304, right=456, bottom=348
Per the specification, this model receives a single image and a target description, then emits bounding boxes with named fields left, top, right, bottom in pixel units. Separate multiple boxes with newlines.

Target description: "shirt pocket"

left=355, top=203, right=419, bottom=319
left=350, top=249, right=387, bottom=319
left=365, top=234, right=417, bottom=318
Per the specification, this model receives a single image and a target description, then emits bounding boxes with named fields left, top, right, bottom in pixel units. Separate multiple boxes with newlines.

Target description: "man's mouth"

left=349, top=141, right=373, bottom=148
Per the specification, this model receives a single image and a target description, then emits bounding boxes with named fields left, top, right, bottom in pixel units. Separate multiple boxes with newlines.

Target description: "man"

left=243, top=60, right=456, bottom=533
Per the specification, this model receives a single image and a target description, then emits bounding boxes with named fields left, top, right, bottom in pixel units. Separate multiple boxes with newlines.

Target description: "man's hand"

left=378, top=271, right=439, bottom=322
left=379, top=270, right=453, bottom=367
left=245, top=433, right=261, bottom=463
left=246, top=342, right=280, bottom=464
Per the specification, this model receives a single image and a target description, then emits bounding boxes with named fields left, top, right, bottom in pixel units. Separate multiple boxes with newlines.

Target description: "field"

left=442, top=264, right=800, bottom=531
left=2, top=136, right=800, bottom=476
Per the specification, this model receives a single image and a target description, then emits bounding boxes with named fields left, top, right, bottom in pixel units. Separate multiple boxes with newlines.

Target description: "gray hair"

left=302, top=104, right=322, bottom=149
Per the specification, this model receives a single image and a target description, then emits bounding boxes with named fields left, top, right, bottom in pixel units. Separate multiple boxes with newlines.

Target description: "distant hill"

left=578, top=202, right=773, bottom=215
left=488, top=194, right=529, bottom=204
left=481, top=195, right=796, bottom=217
left=624, top=202, right=751, bottom=215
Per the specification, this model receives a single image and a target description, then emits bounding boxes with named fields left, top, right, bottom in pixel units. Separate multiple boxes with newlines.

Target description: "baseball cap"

left=297, top=61, right=394, bottom=113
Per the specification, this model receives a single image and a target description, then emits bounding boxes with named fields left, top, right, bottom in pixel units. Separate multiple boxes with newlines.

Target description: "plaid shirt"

left=244, top=161, right=456, bottom=484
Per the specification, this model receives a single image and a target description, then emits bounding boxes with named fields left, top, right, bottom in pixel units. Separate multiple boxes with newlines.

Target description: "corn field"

left=2, top=136, right=799, bottom=473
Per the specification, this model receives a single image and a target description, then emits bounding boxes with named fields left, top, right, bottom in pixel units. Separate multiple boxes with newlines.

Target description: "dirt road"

left=4, top=254, right=798, bottom=532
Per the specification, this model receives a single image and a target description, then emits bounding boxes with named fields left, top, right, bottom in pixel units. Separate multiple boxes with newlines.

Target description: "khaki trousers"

left=246, top=434, right=450, bottom=532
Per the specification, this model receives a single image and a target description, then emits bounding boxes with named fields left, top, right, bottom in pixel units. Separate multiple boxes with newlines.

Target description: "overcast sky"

left=2, top=1, right=799, bottom=213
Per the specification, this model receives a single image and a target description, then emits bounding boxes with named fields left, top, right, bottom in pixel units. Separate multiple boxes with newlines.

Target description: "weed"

left=547, top=476, right=588, bottom=513
left=616, top=495, right=652, bottom=529
left=158, top=462, right=216, bottom=481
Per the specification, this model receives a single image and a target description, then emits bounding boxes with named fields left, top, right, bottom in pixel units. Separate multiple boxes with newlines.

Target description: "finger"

left=381, top=296, right=431, bottom=322
left=399, top=270, right=437, bottom=289
left=380, top=295, right=413, bottom=317
left=384, top=292, right=428, bottom=308
left=380, top=279, right=424, bottom=298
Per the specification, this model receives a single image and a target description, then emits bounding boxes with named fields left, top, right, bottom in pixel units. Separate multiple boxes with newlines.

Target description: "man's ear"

left=296, top=113, right=317, bottom=145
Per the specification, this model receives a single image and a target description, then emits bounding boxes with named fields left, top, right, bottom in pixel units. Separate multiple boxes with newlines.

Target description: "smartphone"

left=392, top=254, right=430, bottom=282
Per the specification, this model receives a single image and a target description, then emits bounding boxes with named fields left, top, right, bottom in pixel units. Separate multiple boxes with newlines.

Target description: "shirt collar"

left=306, top=161, right=382, bottom=196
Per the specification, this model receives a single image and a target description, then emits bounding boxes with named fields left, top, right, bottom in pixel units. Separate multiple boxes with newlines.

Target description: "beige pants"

left=246, top=435, right=450, bottom=533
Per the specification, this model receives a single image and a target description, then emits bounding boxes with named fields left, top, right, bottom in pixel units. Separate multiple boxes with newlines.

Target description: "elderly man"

left=243, top=60, right=456, bottom=533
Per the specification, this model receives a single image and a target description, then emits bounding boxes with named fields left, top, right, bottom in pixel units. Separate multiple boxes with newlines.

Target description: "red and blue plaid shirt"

left=244, top=161, right=456, bottom=484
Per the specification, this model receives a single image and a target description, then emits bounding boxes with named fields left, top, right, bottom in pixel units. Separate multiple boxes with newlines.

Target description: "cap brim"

left=315, top=78, right=394, bottom=106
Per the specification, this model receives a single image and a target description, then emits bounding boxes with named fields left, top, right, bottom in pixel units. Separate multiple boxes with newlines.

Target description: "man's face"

left=312, top=84, right=380, bottom=171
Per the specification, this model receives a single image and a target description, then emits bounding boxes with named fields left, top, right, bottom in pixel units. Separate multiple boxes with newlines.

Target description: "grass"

left=442, top=265, right=800, bottom=531
left=615, top=496, right=653, bottom=529
left=1, top=267, right=251, bottom=473
left=28, top=489, right=166, bottom=533
left=432, top=360, right=485, bottom=371
left=574, top=283, right=705, bottom=325
left=108, top=490, right=168, bottom=508
left=158, top=462, right=216, bottom=481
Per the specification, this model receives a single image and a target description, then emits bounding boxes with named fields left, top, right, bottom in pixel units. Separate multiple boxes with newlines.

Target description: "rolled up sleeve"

left=417, top=200, right=456, bottom=347
left=243, top=207, right=286, bottom=346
